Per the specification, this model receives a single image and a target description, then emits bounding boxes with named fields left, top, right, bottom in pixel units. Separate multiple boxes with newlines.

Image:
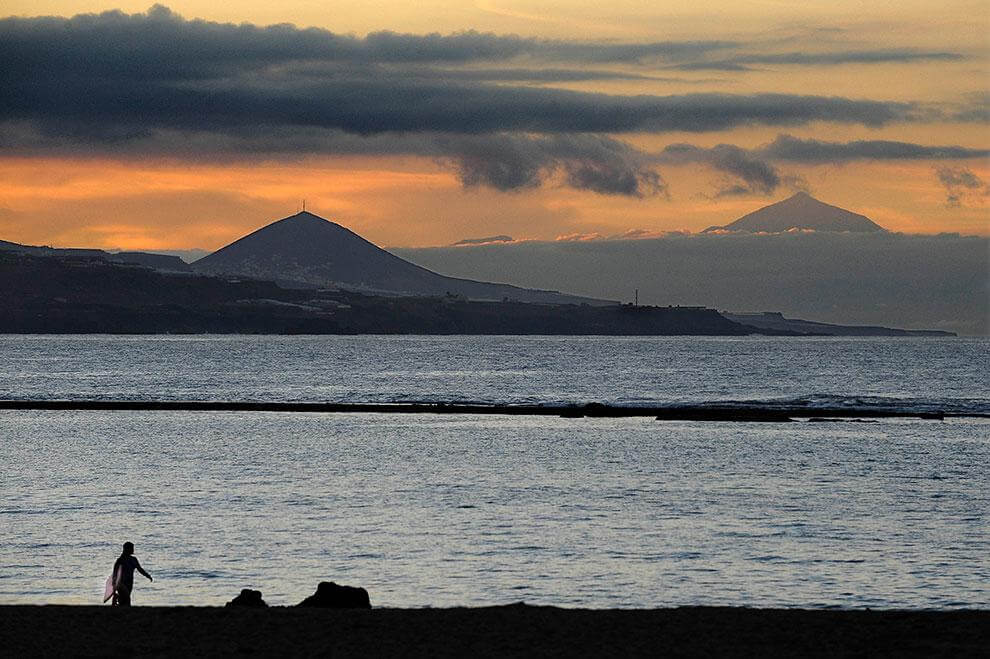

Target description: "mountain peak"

left=779, top=191, right=830, bottom=206
left=705, top=193, right=886, bottom=233
left=191, top=211, right=609, bottom=305
left=192, top=209, right=377, bottom=283
left=287, top=210, right=327, bottom=220
left=275, top=210, right=336, bottom=226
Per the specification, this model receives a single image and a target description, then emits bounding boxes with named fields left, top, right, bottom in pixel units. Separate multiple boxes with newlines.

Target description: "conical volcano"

left=193, top=211, right=428, bottom=290
left=192, top=211, right=609, bottom=304
left=705, top=192, right=886, bottom=233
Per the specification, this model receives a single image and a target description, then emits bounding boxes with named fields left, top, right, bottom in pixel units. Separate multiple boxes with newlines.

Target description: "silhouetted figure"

left=110, top=542, right=152, bottom=606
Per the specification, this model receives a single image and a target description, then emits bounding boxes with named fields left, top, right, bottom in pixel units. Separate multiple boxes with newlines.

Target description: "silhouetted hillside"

left=0, top=251, right=757, bottom=335
left=0, top=238, right=191, bottom=271
left=191, top=211, right=610, bottom=305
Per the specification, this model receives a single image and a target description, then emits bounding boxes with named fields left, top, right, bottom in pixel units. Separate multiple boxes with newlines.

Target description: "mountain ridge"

left=192, top=211, right=613, bottom=305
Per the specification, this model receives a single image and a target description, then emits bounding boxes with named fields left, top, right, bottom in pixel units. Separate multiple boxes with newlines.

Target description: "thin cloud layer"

left=452, top=235, right=514, bottom=246
left=762, top=135, right=990, bottom=162
left=7, top=5, right=955, bottom=72
left=674, top=49, right=963, bottom=71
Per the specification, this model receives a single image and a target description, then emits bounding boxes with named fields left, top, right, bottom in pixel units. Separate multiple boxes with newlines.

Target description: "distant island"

left=0, top=207, right=955, bottom=336
left=703, top=192, right=886, bottom=233
left=395, top=193, right=982, bottom=335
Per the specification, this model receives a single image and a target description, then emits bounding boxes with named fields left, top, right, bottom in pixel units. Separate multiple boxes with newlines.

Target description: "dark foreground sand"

left=1, top=605, right=987, bottom=658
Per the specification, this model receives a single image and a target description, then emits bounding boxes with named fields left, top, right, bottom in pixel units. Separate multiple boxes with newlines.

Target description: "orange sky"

left=1, top=154, right=987, bottom=250
left=0, top=2, right=986, bottom=250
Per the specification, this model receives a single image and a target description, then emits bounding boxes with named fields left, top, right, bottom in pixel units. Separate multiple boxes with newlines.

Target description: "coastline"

left=2, top=605, right=987, bottom=658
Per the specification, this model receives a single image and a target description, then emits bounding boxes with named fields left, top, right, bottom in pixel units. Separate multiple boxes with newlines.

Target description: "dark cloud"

left=1, top=73, right=922, bottom=140
left=0, top=120, right=664, bottom=195
left=0, top=7, right=931, bottom=139
left=659, top=143, right=783, bottom=196
left=0, top=4, right=733, bottom=79
left=452, top=235, right=514, bottom=246
left=538, top=134, right=666, bottom=197
left=712, top=184, right=753, bottom=198
left=656, top=135, right=989, bottom=196
left=674, top=49, right=963, bottom=71
left=404, top=68, right=710, bottom=83
left=3, top=6, right=956, bottom=76
left=951, top=94, right=990, bottom=123
left=564, top=162, right=664, bottom=197
left=935, top=166, right=986, bottom=207
left=759, top=49, right=962, bottom=65
left=443, top=135, right=548, bottom=191
left=438, top=134, right=665, bottom=196
left=936, top=166, right=984, bottom=189
left=674, top=61, right=752, bottom=72
left=0, top=6, right=981, bottom=198
left=365, top=30, right=737, bottom=64
left=538, top=39, right=738, bottom=63
left=707, top=145, right=781, bottom=195
left=762, top=135, right=990, bottom=161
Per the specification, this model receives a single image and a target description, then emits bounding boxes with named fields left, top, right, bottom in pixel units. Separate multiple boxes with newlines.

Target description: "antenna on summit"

left=302, top=199, right=306, bottom=212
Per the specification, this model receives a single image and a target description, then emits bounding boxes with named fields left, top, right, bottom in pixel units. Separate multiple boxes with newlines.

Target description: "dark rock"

left=226, top=588, right=267, bottom=607
left=297, top=581, right=371, bottom=609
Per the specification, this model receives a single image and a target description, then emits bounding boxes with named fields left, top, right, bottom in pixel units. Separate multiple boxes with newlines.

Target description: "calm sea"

left=1, top=335, right=987, bottom=608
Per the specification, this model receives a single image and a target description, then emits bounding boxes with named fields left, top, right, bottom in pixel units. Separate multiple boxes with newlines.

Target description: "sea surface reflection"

left=3, top=410, right=987, bottom=608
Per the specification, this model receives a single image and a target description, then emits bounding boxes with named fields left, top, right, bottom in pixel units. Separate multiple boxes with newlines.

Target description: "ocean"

left=1, top=335, right=987, bottom=608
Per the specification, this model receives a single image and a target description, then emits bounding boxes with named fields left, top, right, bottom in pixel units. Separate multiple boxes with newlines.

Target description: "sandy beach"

left=1, top=605, right=987, bottom=658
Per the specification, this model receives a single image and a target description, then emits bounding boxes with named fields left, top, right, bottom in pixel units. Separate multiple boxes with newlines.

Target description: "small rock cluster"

left=225, top=582, right=371, bottom=608
left=225, top=589, right=267, bottom=607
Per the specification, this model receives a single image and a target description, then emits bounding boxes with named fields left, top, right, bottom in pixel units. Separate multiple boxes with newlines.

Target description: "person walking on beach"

left=109, top=542, right=152, bottom=606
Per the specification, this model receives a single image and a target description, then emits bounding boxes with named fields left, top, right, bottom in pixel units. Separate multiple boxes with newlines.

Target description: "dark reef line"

left=0, top=400, right=966, bottom=420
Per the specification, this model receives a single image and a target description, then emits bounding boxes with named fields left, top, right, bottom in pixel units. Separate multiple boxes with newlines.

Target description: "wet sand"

left=1, top=605, right=987, bottom=658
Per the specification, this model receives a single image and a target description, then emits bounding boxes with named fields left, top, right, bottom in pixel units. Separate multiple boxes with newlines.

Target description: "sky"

left=0, top=1, right=987, bottom=250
